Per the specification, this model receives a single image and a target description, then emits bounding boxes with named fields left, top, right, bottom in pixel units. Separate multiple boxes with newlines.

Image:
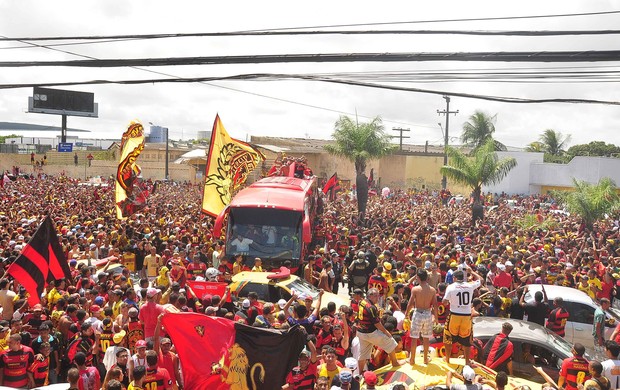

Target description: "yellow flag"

left=202, top=115, right=265, bottom=217
left=115, top=121, right=146, bottom=219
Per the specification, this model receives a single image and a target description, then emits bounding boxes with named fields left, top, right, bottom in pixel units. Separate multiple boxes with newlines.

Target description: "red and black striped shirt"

left=0, top=345, right=35, bottom=388
left=482, top=333, right=513, bottom=371
left=546, top=307, right=570, bottom=337
left=560, top=356, right=591, bottom=390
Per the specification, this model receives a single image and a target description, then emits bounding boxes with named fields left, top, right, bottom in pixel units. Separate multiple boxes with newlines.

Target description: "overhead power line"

left=3, top=29, right=620, bottom=43
left=0, top=73, right=617, bottom=106
left=3, top=50, right=620, bottom=68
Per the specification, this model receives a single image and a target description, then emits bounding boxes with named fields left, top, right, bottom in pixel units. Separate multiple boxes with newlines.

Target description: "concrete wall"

left=484, top=151, right=544, bottom=195
left=530, top=156, right=620, bottom=188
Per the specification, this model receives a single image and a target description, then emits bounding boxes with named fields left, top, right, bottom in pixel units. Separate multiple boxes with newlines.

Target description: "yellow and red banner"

left=115, top=121, right=146, bottom=219
left=202, top=115, right=265, bottom=217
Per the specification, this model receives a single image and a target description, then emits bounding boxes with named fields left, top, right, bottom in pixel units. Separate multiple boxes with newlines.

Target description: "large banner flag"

left=162, top=312, right=306, bottom=390
left=322, top=172, right=338, bottom=194
left=202, top=115, right=265, bottom=217
left=7, top=216, right=71, bottom=305
left=115, top=121, right=147, bottom=219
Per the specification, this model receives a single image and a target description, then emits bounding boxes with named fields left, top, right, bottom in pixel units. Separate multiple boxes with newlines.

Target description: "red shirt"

left=493, top=272, right=512, bottom=289
left=138, top=301, right=165, bottom=338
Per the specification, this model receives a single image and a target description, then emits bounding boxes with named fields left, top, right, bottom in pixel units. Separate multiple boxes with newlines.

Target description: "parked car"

left=229, top=271, right=349, bottom=310
left=523, top=284, right=619, bottom=353
left=472, top=317, right=603, bottom=383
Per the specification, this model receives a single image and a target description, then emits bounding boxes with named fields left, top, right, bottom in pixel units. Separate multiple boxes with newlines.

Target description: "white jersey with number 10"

left=444, top=280, right=481, bottom=315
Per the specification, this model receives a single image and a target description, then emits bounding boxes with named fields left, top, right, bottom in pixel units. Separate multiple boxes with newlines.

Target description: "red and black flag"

left=322, top=172, right=338, bottom=195
left=162, top=312, right=306, bottom=390
left=6, top=216, right=70, bottom=305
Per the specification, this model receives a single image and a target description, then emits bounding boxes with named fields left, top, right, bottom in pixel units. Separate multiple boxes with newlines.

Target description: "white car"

left=523, top=284, right=619, bottom=352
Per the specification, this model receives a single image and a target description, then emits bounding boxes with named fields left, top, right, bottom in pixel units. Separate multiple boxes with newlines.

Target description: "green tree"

left=565, top=177, right=619, bottom=230
left=567, top=141, right=620, bottom=158
left=0, top=134, right=20, bottom=143
left=440, top=139, right=516, bottom=220
left=538, top=129, right=571, bottom=156
left=461, top=111, right=506, bottom=152
left=324, top=115, right=395, bottom=215
left=525, top=141, right=545, bottom=152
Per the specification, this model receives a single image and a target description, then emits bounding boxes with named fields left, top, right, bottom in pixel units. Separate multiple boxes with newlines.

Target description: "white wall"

left=530, top=156, right=620, bottom=187
left=484, top=151, right=543, bottom=195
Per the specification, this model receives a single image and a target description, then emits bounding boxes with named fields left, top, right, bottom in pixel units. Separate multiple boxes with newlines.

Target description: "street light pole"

left=164, top=127, right=169, bottom=180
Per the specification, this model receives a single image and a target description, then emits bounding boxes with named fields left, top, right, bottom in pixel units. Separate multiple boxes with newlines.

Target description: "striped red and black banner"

left=7, top=216, right=70, bottom=305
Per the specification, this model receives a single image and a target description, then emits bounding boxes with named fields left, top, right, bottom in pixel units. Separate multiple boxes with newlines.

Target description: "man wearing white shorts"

left=406, top=268, right=437, bottom=365
left=356, top=288, right=400, bottom=372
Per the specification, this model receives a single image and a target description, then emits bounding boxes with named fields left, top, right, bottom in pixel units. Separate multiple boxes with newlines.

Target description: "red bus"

left=213, top=175, right=320, bottom=272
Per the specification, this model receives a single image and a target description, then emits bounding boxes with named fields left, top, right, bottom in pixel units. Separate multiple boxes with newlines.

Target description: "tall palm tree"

left=525, top=141, right=545, bottom=152
left=324, top=115, right=395, bottom=216
left=440, top=139, right=517, bottom=221
left=565, top=177, right=619, bottom=230
left=461, top=111, right=507, bottom=152
left=538, top=129, right=571, bottom=156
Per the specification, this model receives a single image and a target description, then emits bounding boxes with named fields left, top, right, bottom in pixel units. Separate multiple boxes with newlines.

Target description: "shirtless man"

left=318, top=262, right=333, bottom=293
left=405, top=268, right=437, bottom=365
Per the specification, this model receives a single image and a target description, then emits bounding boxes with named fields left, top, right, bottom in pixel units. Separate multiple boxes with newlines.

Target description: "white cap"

left=505, top=261, right=513, bottom=267
left=497, top=263, right=506, bottom=271
left=462, top=365, right=476, bottom=381
left=566, top=263, right=574, bottom=269
left=344, top=357, right=357, bottom=370
left=277, top=299, right=287, bottom=309
left=242, top=299, right=251, bottom=308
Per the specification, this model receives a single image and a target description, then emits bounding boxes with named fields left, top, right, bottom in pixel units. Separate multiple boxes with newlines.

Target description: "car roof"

left=473, top=316, right=562, bottom=346
left=525, top=284, right=595, bottom=305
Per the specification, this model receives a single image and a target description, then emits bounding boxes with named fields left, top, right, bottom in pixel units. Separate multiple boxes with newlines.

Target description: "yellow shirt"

left=128, top=382, right=143, bottom=390
left=252, top=265, right=263, bottom=272
left=317, top=364, right=341, bottom=387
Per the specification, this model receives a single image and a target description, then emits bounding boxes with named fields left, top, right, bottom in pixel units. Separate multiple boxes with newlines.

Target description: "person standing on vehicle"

left=356, top=288, right=400, bottom=373
left=594, top=298, right=611, bottom=353
left=558, top=343, right=590, bottom=390
left=348, top=252, right=370, bottom=293
left=405, top=268, right=437, bottom=365
left=443, top=268, right=481, bottom=367
left=546, top=296, right=570, bottom=338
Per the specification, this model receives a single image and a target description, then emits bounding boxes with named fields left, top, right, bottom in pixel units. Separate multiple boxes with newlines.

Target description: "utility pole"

left=164, top=127, right=169, bottom=180
left=437, top=96, right=459, bottom=190
left=391, top=127, right=410, bottom=151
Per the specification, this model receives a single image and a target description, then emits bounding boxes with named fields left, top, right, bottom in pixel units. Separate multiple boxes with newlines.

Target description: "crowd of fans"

left=0, top=171, right=620, bottom=389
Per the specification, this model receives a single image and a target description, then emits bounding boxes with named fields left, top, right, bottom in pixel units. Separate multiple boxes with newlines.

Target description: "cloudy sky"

left=1, top=1, right=619, bottom=149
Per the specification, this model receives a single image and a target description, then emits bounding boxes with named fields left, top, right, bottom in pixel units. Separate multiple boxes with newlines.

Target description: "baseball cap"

left=0, top=326, right=8, bottom=333
left=344, top=357, right=357, bottom=371
left=94, top=296, right=104, bottom=305
left=462, top=365, right=476, bottom=381
left=146, top=288, right=161, bottom=298
left=113, top=330, right=126, bottom=344
left=339, top=371, right=353, bottom=383
left=505, top=260, right=514, bottom=267
left=497, top=263, right=506, bottom=271
left=424, top=260, right=431, bottom=269
left=128, top=307, right=139, bottom=317
left=363, top=371, right=378, bottom=385
left=242, top=299, right=251, bottom=309
left=277, top=299, right=287, bottom=309
left=90, top=305, right=101, bottom=313
left=135, top=340, right=147, bottom=348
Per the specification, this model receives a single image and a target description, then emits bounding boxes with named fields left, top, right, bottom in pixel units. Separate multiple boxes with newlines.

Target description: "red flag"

left=368, top=168, right=374, bottom=187
left=162, top=312, right=306, bottom=390
left=322, top=172, right=338, bottom=194
left=7, top=216, right=70, bottom=305
left=185, top=280, right=231, bottom=302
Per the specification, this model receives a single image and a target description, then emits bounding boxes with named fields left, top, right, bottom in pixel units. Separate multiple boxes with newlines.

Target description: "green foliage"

left=0, top=134, right=21, bottom=143
left=543, top=153, right=571, bottom=164
left=567, top=141, right=620, bottom=158
left=514, top=214, right=558, bottom=231
left=324, top=115, right=396, bottom=174
left=440, top=139, right=517, bottom=204
left=538, top=129, right=571, bottom=156
left=565, top=177, right=619, bottom=230
left=460, top=111, right=506, bottom=152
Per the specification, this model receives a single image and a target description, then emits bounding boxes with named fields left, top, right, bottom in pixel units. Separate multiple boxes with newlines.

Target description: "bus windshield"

left=226, top=208, right=303, bottom=260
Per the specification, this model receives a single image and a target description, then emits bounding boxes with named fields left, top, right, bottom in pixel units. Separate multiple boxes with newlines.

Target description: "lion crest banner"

left=161, top=312, right=306, bottom=389
left=115, top=121, right=147, bottom=219
left=201, top=115, right=265, bottom=217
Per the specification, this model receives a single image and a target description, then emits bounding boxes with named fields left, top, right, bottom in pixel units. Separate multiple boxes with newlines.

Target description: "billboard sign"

left=29, top=87, right=98, bottom=118
left=58, top=143, right=73, bottom=152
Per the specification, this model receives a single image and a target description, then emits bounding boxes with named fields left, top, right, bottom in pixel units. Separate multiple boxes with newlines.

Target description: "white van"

left=523, top=284, right=619, bottom=352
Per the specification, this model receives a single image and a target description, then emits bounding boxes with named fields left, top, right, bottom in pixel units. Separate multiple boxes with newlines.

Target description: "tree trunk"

left=356, top=173, right=368, bottom=219
left=471, top=186, right=484, bottom=224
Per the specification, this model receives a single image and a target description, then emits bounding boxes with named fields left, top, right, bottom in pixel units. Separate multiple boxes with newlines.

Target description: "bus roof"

left=229, top=176, right=315, bottom=211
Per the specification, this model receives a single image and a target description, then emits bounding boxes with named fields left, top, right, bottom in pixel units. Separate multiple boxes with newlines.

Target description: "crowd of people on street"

left=0, top=170, right=620, bottom=389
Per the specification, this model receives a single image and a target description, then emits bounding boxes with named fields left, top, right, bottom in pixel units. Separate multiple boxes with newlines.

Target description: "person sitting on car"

left=482, top=322, right=514, bottom=376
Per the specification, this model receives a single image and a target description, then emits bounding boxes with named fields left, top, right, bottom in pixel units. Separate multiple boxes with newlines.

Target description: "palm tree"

left=538, top=129, right=571, bottom=156
left=461, top=111, right=507, bottom=152
left=440, top=139, right=516, bottom=221
left=324, top=115, right=395, bottom=216
left=565, top=177, right=619, bottom=230
left=525, top=141, right=545, bottom=153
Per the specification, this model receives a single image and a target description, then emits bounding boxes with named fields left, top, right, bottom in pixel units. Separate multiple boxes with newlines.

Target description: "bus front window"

left=227, top=208, right=303, bottom=261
